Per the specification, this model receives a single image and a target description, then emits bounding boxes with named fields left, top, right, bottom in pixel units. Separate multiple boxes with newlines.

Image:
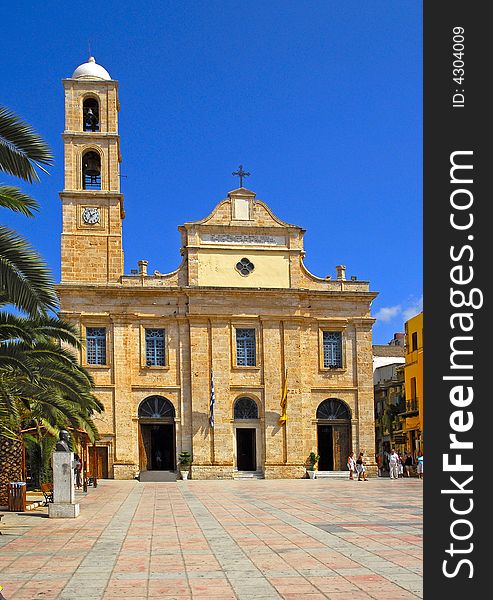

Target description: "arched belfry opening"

left=82, top=150, right=101, bottom=190
left=138, top=396, right=176, bottom=471
left=83, top=97, right=100, bottom=131
left=316, top=398, right=352, bottom=471
left=233, top=396, right=260, bottom=472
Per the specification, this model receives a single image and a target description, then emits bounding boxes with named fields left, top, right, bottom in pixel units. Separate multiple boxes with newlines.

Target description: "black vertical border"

left=424, top=2, right=488, bottom=596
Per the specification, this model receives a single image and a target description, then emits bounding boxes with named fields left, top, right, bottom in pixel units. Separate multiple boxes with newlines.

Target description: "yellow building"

left=402, top=312, right=423, bottom=456
left=57, top=57, right=379, bottom=480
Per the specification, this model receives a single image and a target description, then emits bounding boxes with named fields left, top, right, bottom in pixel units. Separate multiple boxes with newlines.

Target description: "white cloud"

left=402, top=295, right=423, bottom=322
left=374, top=295, right=422, bottom=326
left=375, top=305, right=401, bottom=322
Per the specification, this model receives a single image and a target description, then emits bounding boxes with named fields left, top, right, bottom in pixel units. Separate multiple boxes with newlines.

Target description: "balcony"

left=400, top=397, right=419, bottom=417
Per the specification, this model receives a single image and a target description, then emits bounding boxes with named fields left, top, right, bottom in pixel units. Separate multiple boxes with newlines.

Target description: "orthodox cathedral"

left=57, top=57, right=378, bottom=479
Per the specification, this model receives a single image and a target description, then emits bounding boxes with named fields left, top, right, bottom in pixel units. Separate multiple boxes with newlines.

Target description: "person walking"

left=417, top=452, right=424, bottom=479
left=376, top=453, right=383, bottom=477
left=388, top=449, right=400, bottom=480
left=355, top=451, right=368, bottom=481
left=398, top=453, right=404, bottom=478
left=74, top=454, right=82, bottom=489
left=404, top=453, right=413, bottom=477
left=347, top=451, right=356, bottom=480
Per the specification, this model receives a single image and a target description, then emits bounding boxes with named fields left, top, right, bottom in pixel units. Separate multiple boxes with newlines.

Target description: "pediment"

left=182, top=189, right=302, bottom=232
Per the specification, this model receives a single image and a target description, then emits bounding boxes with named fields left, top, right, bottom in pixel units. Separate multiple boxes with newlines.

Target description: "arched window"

left=316, top=398, right=351, bottom=420
left=82, top=150, right=101, bottom=190
left=234, top=397, right=259, bottom=420
left=83, top=97, right=100, bottom=132
left=138, top=396, right=175, bottom=419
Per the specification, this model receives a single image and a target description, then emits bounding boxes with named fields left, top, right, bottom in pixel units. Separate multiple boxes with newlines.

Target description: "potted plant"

left=307, top=451, right=320, bottom=479
left=179, top=451, right=193, bottom=480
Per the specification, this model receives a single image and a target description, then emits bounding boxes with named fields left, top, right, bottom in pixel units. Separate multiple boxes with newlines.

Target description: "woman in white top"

left=347, top=451, right=356, bottom=480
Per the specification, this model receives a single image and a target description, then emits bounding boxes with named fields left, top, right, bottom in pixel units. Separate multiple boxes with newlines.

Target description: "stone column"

left=283, top=321, right=306, bottom=477
left=262, top=320, right=284, bottom=477
left=112, top=317, right=137, bottom=479
left=48, top=452, right=80, bottom=518
left=189, top=320, right=212, bottom=472
left=354, top=319, right=378, bottom=475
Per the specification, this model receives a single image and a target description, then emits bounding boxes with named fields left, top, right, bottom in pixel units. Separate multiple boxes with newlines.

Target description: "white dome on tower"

left=72, top=56, right=111, bottom=81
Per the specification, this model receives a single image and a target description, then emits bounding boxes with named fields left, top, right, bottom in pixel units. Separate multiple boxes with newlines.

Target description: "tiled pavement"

left=0, top=478, right=422, bottom=599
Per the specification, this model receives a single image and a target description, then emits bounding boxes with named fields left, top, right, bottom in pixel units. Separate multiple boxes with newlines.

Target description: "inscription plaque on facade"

left=202, top=233, right=285, bottom=246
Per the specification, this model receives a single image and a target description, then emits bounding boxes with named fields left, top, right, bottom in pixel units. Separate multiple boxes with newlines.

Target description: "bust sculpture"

left=55, top=430, right=71, bottom=452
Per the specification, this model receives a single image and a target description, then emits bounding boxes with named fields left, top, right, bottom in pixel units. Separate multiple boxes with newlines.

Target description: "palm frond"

left=0, top=342, right=35, bottom=376
left=0, top=105, right=53, bottom=183
left=0, top=313, right=37, bottom=344
left=0, top=185, right=39, bottom=216
left=0, top=226, right=58, bottom=315
left=31, top=316, right=82, bottom=348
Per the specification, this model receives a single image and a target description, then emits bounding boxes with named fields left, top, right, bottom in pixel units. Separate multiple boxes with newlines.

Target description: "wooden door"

left=332, top=425, right=350, bottom=470
left=89, top=446, right=108, bottom=479
left=139, top=425, right=152, bottom=470
left=96, top=447, right=108, bottom=478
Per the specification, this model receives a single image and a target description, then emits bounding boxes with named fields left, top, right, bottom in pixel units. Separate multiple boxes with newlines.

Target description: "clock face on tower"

left=82, top=207, right=100, bottom=225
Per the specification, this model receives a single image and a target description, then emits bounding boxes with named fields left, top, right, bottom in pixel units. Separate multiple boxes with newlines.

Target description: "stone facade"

left=57, top=60, right=378, bottom=480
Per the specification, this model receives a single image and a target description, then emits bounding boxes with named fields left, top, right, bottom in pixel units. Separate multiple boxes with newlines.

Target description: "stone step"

left=139, top=470, right=178, bottom=482
left=313, top=471, right=350, bottom=479
left=233, top=471, right=264, bottom=480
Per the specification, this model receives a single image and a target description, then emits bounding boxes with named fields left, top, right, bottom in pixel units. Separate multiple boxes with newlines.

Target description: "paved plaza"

left=0, top=478, right=422, bottom=599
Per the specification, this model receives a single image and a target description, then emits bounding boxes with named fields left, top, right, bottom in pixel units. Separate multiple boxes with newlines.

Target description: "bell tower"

left=60, top=56, right=124, bottom=283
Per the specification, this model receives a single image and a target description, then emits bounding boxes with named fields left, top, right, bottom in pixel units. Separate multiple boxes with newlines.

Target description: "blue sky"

left=1, top=1, right=422, bottom=344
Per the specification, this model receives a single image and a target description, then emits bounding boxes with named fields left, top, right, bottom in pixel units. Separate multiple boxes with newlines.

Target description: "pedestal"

left=48, top=451, right=80, bottom=518
left=48, top=503, right=80, bottom=518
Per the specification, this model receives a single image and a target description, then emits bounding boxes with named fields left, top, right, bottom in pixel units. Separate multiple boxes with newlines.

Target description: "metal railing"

left=406, top=397, right=419, bottom=413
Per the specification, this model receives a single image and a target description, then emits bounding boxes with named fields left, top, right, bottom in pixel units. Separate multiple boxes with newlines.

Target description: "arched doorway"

left=234, top=397, right=259, bottom=471
left=316, top=399, right=352, bottom=471
left=138, top=396, right=176, bottom=471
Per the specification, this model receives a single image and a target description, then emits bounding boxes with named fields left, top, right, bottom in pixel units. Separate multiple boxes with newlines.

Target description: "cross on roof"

left=232, top=165, right=250, bottom=187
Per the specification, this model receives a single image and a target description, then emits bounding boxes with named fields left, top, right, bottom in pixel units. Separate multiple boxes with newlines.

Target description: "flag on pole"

left=209, top=368, right=215, bottom=428
left=278, top=368, right=288, bottom=426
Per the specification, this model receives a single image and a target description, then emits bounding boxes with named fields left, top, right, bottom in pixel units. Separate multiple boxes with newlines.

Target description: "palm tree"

left=0, top=105, right=56, bottom=316
left=0, top=314, right=103, bottom=504
left=0, top=106, right=102, bottom=505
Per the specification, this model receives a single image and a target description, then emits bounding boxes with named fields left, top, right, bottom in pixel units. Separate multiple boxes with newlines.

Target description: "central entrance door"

left=138, top=396, right=176, bottom=472
left=140, top=424, right=175, bottom=470
left=236, top=428, right=256, bottom=471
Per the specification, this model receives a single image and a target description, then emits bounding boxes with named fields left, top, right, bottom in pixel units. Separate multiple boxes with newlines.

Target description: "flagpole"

left=208, top=320, right=215, bottom=464
left=210, top=367, right=215, bottom=463
left=282, top=366, right=288, bottom=464
left=280, top=322, right=287, bottom=464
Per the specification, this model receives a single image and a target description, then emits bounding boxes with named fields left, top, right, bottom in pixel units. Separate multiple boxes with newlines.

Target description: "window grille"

left=235, top=257, right=255, bottom=276
left=138, top=396, right=175, bottom=419
left=145, top=329, right=165, bottom=366
left=234, top=397, right=259, bottom=419
left=316, top=398, right=351, bottom=420
left=86, top=328, right=106, bottom=365
left=323, top=331, right=342, bottom=368
left=236, top=328, right=256, bottom=366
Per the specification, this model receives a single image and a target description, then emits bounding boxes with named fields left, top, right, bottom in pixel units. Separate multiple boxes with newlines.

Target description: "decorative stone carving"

left=201, top=233, right=285, bottom=246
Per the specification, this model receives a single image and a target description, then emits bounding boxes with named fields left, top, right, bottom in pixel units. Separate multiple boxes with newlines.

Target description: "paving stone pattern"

left=0, top=478, right=422, bottom=599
